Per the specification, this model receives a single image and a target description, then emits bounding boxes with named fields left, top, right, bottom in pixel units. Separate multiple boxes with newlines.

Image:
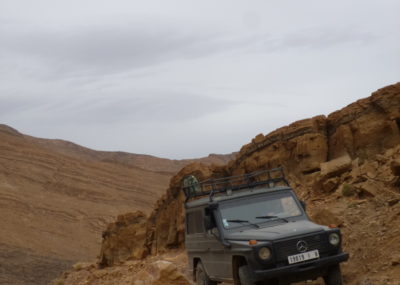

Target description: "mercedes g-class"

left=182, top=168, right=349, bottom=285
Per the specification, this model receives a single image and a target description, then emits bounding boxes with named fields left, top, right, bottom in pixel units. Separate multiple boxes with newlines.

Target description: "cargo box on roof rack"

left=182, top=167, right=289, bottom=202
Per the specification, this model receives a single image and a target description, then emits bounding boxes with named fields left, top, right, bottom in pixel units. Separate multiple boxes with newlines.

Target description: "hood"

left=225, top=220, right=325, bottom=241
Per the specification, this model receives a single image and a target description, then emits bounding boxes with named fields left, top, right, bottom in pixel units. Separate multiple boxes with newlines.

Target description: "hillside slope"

left=63, top=82, right=400, bottom=285
left=0, top=126, right=234, bottom=285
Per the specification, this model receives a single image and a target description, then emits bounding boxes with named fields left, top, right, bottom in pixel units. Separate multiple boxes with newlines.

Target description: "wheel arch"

left=193, top=257, right=201, bottom=282
left=232, top=255, right=247, bottom=285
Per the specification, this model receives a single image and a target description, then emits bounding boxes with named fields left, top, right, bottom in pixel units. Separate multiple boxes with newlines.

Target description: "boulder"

left=133, top=261, right=191, bottom=285
left=355, top=182, right=378, bottom=198
left=311, top=209, right=343, bottom=227
left=320, top=154, right=352, bottom=178
left=321, top=177, right=340, bottom=193
left=362, top=161, right=379, bottom=179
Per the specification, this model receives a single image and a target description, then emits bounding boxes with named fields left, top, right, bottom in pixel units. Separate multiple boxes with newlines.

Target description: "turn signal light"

left=249, top=240, right=258, bottom=245
left=329, top=224, right=337, bottom=228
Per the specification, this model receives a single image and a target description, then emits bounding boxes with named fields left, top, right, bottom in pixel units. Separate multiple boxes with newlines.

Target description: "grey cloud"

left=281, top=28, right=376, bottom=50
left=0, top=95, right=48, bottom=118
left=6, top=92, right=235, bottom=126
left=0, top=22, right=226, bottom=78
left=0, top=19, right=377, bottom=81
left=90, top=94, right=233, bottom=124
left=252, top=28, right=377, bottom=54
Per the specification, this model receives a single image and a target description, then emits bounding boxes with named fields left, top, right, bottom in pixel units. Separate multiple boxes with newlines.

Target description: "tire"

left=196, top=262, right=217, bottom=285
left=323, top=264, right=343, bottom=285
left=238, top=265, right=256, bottom=285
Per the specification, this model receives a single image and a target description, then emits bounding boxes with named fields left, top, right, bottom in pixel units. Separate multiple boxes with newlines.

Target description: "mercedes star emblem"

left=296, top=240, right=308, bottom=253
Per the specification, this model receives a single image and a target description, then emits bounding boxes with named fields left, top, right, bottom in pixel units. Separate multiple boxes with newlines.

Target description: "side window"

left=186, top=210, right=204, bottom=234
left=204, top=207, right=216, bottom=230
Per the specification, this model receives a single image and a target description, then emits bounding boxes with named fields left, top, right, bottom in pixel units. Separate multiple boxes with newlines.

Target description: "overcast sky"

left=1, top=0, right=399, bottom=159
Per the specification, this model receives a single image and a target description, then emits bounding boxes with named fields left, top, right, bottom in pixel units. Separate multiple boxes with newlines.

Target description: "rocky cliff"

left=93, top=82, right=400, bottom=284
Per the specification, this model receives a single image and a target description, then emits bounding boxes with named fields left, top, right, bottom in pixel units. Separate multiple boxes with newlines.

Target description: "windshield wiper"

left=255, top=215, right=289, bottom=223
left=227, top=219, right=260, bottom=228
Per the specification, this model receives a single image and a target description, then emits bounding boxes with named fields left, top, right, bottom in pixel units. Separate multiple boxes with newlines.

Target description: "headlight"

left=258, top=247, right=271, bottom=260
left=329, top=233, right=340, bottom=246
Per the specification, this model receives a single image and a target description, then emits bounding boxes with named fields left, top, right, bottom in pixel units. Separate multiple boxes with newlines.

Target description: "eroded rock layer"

left=327, top=83, right=400, bottom=160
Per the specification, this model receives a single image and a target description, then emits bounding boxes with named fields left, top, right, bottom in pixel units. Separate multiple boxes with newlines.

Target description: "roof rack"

left=182, top=167, right=289, bottom=202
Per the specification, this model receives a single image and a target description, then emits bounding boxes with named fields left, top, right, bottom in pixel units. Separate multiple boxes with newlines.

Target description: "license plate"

left=288, top=250, right=319, bottom=264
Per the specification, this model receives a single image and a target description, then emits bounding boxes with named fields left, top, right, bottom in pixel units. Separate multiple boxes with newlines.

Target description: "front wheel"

left=323, top=264, right=343, bottom=285
left=196, top=262, right=217, bottom=285
left=238, top=265, right=256, bottom=285
left=238, top=265, right=279, bottom=285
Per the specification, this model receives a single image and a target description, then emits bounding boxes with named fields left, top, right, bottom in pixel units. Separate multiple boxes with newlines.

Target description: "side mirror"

left=300, top=200, right=306, bottom=211
left=204, top=215, right=215, bottom=230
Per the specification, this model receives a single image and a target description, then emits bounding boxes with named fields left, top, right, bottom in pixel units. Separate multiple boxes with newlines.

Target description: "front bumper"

left=252, top=252, right=349, bottom=281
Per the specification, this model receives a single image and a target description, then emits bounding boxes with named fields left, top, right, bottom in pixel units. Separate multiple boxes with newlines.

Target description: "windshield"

left=219, top=192, right=302, bottom=229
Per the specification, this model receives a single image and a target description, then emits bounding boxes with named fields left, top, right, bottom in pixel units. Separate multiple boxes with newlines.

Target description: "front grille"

left=273, top=233, right=331, bottom=263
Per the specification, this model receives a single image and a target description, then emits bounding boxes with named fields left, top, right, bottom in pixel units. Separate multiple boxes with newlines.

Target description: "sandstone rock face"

left=327, top=83, right=400, bottom=160
left=97, top=162, right=217, bottom=267
left=148, top=163, right=218, bottom=256
left=99, top=211, right=148, bottom=267
left=230, top=115, right=328, bottom=176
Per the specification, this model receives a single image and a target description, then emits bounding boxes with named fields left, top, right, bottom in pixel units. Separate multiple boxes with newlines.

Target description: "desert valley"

left=1, top=82, right=400, bottom=285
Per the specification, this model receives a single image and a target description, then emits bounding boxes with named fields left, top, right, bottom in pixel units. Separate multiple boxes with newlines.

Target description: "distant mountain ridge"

left=0, top=124, right=235, bottom=173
